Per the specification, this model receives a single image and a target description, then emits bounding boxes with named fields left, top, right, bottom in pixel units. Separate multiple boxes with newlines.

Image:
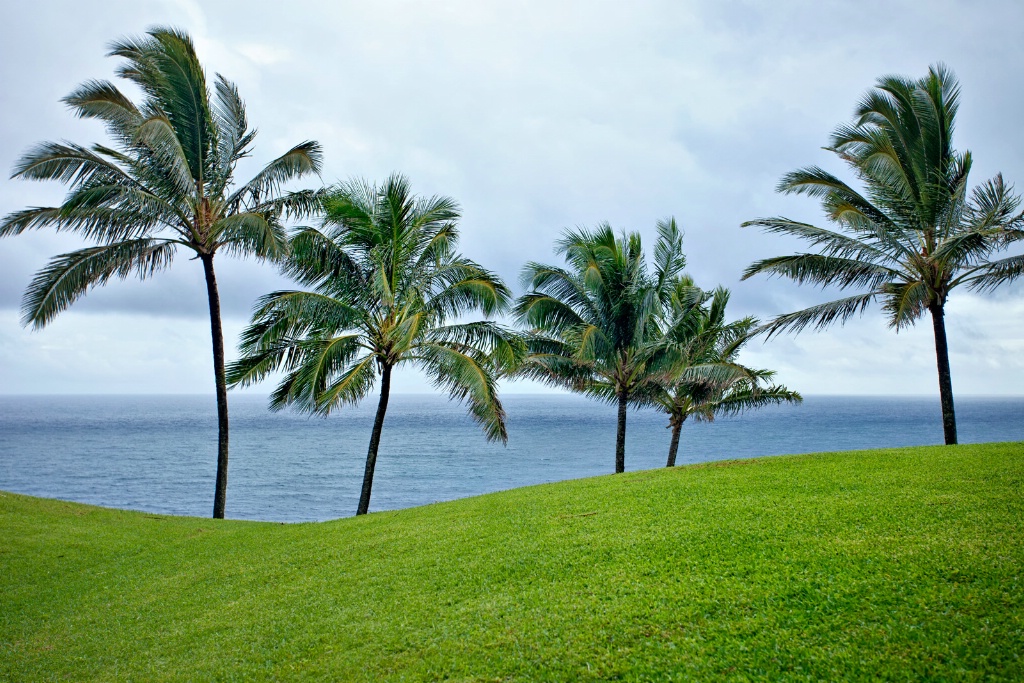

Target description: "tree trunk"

left=615, top=390, right=627, bottom=474
left=201, top=253, right=231, bottom=519
left=357, top=363, right=392, bottom=515
left=929, top=302, right=958, bottom=445
left=666, top=417, right=683, bottom=468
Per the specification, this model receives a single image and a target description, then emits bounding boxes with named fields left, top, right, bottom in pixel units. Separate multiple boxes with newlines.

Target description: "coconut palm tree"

left=515, top=219, right=686, bottom=473
left=655, top=283, right=801, bottom=467
left=226, top=174, right=520, bottom=516
left=0, top=28, right=323, bottom=518
left=742, top=64, right=1022, bottom=445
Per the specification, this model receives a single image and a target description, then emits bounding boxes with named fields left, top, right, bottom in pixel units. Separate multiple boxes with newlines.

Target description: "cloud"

left=236, top=43, right=291, bottom=66
left=1, top=0, right=1022, bottom=394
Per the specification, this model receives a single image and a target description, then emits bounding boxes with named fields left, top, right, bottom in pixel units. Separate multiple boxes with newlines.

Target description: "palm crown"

left=0, top=27, right=323, bottom=518
left=3, top=28, right=322, bottom=321
left=742, top=64, right=1022, bottom=445
left=227, top=174, right=520, bottom=514
left=654, top=283, right=801, bottom=467
left=515, top=219, right=686, bottom=472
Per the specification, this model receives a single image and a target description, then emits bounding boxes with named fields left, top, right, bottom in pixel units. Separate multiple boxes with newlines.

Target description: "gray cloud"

left=1, top=0, right=1022, bottom=394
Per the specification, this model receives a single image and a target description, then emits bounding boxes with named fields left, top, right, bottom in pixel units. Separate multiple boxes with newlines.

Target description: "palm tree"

left=226, top=174, right=520, bottom=516
left=515, top=219, right=686, bottom=473
left=0, top=28, right=323, bottom=518
left=655, top=283, right=801, bottom=467
left=742, top=64, right=1022, bottom=445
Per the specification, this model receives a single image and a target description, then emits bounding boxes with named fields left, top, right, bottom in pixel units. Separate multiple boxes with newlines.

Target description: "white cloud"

left=236, top=43, right=291, bottom=66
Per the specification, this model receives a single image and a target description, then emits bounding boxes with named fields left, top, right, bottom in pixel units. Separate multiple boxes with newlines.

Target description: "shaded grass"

left=2, top=443, right=1023, bottom=680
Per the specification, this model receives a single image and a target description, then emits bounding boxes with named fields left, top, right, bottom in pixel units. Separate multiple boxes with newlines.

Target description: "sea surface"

left=0, top=394, right=1020, bottom=522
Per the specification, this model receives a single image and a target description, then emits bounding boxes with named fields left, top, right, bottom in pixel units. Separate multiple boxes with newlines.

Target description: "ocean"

left=0, top=394, right=1020, bottom=522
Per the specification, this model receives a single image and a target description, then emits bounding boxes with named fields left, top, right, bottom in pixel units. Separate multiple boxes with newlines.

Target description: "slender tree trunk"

left=666, top=417, right=683, bottom=468
left=200, top=253, right=231, bottom=519
left=357, top=363, right=392, bottom=516
left=615, top=390, right=627, bottom=474
left=929, top=302, right=958, bottom=445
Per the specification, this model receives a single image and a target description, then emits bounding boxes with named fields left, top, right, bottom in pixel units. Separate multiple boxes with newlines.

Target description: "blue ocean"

left=0, top=394, right=1020, bottom=522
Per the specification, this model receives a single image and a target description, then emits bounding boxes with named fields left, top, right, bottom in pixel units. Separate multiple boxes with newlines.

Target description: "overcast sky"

left=1, top=0, right=1022, bottom=396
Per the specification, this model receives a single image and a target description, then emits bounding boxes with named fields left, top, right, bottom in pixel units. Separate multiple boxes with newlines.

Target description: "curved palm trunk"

left=615, top=391, right=628, bottom=473
left=357, top=363, right=392, bottom=516
left=200, top=253, right=231, bottom=519
left=929, top=303, right=958, bottom=445
left=666, top=416, right=683, bottom=468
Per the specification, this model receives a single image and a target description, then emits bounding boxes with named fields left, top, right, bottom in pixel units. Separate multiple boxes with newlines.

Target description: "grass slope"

left=2, top=443, right=1023, bottom=681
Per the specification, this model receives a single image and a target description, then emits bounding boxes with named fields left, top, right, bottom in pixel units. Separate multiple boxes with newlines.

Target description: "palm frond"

left=212, top=74, right=256, bottom=182
left=415, top=342, right=507, bottom=443
left=309, top=351, right=377, bottom=415
left=227, top=141, right=323, bottom=209
left=109, top=27, right=217, bottom=184
left=519, top=263, right=597, bottom=320
left=881, top=280, right=931, bottom=330
left=62, top=79, right=142, bottom=140
left=254, top=188, right=328, bottom=221
left=213, top=212, right=288, bottom=260
left=742, top=253, right=897, bottom=289
left=757, top=293, right=877, bottom=338
left=702, top=383, right=802, bottom=420
left=238, top=290, right=363, bottom=355
left=428, top=278, right=498, bottom=316
left=278, top=335, right=369, bottom=414
left=778, top=166, right=897, bottom=232
left=0, top=207, right=64, bottom=237
left=12, top=141, right=128, bottom=186
left=514, top=333, right=594, bottom=390
left=514, top=293, right=588, bottom=335
left=965, top=254, right=1024, bottom=292
left=653, top=216, right=686, bottom=291
left=741, top=217, right=898, bottom=266
left=22, top=239, right=176, bottom=328
left=963, top=174, right=1022, bottom=233
left=132, top=113, right=199, bottom=198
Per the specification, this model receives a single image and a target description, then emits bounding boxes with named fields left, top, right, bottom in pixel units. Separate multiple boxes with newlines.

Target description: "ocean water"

left=0, top=394, right=1020, bottom=522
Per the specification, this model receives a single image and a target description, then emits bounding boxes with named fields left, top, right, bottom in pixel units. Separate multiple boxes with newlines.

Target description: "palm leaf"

left=742, top=253, right=897, bottom=289
left=653, top=216, right=686, bottom=291
left=212, top=74, right=255, bottom=179
left=309, top=350, right=377, bottom=415
left=213, top=212, right=288, bottom=260
left=965, top=254, right=1024, bottom=292
left=415, top=342, right=507, bottom=443
left=227, top=141, right=322, bottom=209
left=109, top=28, right=217, bottom=183
left=62, top=79, right=142, bottom=140
left=757, top=293, right=876, bottom=338
left=881, top=280, right=931, bottom=329
left=22, top=239, right=176, bottom=328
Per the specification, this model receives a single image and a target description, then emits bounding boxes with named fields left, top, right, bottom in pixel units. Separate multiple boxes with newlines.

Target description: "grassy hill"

left=2, top=443, right=1023, bottom=681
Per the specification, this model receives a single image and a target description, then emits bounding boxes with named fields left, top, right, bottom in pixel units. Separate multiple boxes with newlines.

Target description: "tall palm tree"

left=655, top=283, right=801, bottom=467
left=515, top=219, right=686, bottom=473
left=226, top=174, right=520, bottom=516
left=0, top=28, right=323, bottom=518
left=742, top=64, right=1021, bottom=445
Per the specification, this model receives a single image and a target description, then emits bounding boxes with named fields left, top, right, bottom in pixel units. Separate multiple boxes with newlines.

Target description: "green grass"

left=2, top=443, right=1023, bottom=681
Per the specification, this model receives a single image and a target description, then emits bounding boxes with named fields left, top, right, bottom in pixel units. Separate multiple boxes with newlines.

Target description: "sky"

left=1, top=0, right=1022, bottom=396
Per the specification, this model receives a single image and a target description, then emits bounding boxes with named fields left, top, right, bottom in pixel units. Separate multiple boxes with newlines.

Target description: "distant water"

left=0, top=394, right=1020, bottom=522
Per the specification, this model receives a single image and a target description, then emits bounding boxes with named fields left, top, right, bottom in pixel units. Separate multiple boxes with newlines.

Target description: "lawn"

left=2, top=443, right=1022, bottom=681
